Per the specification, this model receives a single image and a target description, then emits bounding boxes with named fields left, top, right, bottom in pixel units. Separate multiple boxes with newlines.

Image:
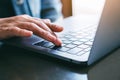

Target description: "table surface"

left=0, top=43, right=120, bottom=80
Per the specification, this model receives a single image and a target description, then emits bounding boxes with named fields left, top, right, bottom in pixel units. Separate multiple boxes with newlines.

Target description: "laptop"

left=2, top=0, right=120, bottom=66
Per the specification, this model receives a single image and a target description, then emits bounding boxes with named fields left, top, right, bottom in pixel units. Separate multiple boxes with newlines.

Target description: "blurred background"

left=61, top=0, right=105, bottom=18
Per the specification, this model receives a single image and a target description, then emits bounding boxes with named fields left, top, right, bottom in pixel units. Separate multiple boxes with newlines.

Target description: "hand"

left=0, top=15, right=63, bottom=46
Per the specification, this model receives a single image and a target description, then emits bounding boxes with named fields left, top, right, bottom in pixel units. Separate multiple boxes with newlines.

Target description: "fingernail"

left=53, top=38, right=62, bottom=46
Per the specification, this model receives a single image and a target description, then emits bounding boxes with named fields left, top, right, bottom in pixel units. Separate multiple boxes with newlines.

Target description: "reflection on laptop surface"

left=2, top=0, right=120, bottom=66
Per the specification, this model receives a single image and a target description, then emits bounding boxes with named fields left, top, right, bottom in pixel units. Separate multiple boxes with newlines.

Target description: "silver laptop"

left=2, top=0, right=120, bottom=66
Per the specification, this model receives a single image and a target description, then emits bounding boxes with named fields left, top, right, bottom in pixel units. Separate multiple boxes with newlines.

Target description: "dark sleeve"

left=11, top=0, right=33, bottom=16
left=0, top=0, right=15, bottom=18
left=41, top=0, right=62, bottom=22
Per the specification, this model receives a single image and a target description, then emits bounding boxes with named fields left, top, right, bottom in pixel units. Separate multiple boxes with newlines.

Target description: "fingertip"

left=59, top=26, right=64, bottom=32
left=53, top=38, right=62, bottom=46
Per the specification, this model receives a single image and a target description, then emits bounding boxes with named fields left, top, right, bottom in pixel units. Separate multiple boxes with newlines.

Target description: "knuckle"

left=22, top=14, right=31, bottom=18
left=17, top=29, right=24, bottom=35
left=25, top=22, right=39, bottom=31
left=27, top=22, right=37, bottom=29
left=14, top=16, right=22, bottom=20
left=12, top=27, right=24, bottom=35
left=5, top=27, right=14, bottom=32
left=4, top=27, right=18, bottom=34
left=19, top=14, right=30, bottom=17
left=45, top=19, right=51, bottom=22
left=42, top=19, right=51, bottom=23
left=15, top=14, right=31, bottom=20
left=10, top=27, right=19, bottom=32
left=21, top=22, right=36, bottom=29
left=40, top=30, right=47, bottom=35
left=29, top=22, right=36, bottom=26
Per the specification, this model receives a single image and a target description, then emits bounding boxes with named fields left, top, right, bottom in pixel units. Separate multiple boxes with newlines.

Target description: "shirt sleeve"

left=41, top=0, right=62, bottom=22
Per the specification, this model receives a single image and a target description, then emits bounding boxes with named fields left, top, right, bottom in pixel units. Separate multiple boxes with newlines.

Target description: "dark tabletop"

left=0, top=43, right=120, bottom=80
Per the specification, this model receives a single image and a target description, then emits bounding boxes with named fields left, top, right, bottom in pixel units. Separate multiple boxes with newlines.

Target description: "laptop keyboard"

left=34, top=25, right=97, bottom=56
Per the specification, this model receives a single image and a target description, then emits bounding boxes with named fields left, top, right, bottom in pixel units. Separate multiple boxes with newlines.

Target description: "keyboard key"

left=65, top=44, right=77, bottom=48
left=69, top=38, right=78, bottom=41
left=84, top=41, right=93, bottom=45
left=76, top=51, right=86, bottom=56
left=72, top=41, right=83, bottom=45
left=77, top=44, right=89, bottom=49
left=62, top=40, right=73, bottom=44
left=83, top=47, right=91, bottom=52
left=79, top=38, right=89, bottom=42
left=67, top=47, right=83, bottom=55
